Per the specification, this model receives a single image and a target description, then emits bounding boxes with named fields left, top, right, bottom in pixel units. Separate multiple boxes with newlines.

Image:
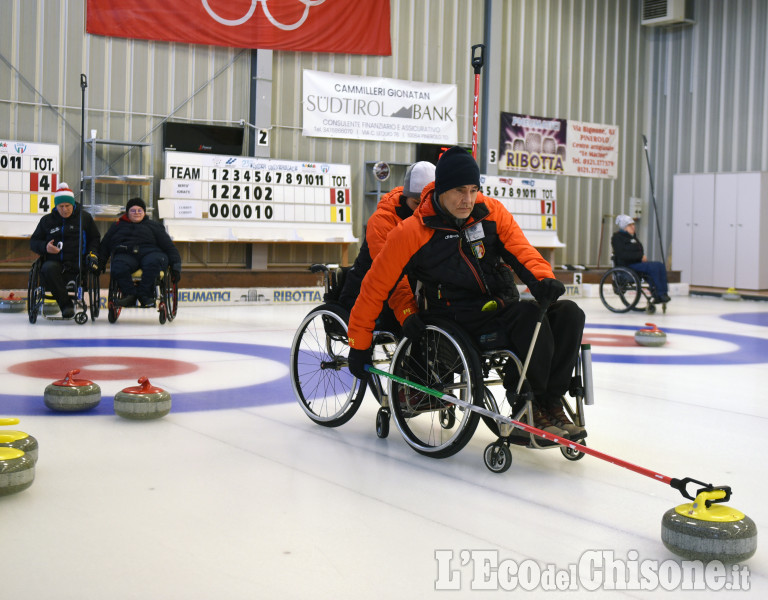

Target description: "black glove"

left=402, top=313, right=426, bottom=340
left=530, top=278, right=565, bottom=309
left=86, top=252, right=100, bottom=273
left=347, top=347, right=372, bottom=380
left=171, top=263, right=182, bottom=282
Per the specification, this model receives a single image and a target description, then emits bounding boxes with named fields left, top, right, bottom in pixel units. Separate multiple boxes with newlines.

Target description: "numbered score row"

left=158, top=198, right=352, bottom=224
left=159, top=179, right=349, bottom=205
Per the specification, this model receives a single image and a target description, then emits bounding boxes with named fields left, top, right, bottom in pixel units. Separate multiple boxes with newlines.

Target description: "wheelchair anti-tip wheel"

left=388, top=318, right=484, bottom=459
left=599, top=267, right=642, bottom=313
left=484, top=442, right=512, bottom=473
left=291, top=304, right=366, bottom=427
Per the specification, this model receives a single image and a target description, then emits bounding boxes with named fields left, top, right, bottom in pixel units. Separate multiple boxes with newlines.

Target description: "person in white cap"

left=338, top=161, right=436, bottom=333
left=29, top=182, right=101, bottom=319
left=612, top=214, right=670, bottom=304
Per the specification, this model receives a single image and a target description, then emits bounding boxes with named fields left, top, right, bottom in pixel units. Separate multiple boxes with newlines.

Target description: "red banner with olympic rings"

left=86, top=0, right=391, bottom=56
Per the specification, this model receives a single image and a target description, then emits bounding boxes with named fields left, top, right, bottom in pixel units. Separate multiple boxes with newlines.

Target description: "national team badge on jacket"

left=471, top=240, right=485, bottom=259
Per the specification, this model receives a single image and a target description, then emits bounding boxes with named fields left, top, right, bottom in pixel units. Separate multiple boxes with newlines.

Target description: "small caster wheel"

left=440, top=406, right=456, bottom=429
left=376, top=408, right=390, bottom=439
left=74, top=311, right=88, bottom=324
left=561, top=438, right=586, bottom=461
left=646, top=303, right=657, bottom=314
left=484, top=442, right=512, bottom=473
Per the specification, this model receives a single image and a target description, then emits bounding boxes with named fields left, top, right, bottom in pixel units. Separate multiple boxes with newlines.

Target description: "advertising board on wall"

left=499, top=112, right=619, bottom=179
left=302, top=70, right=457, bottom=145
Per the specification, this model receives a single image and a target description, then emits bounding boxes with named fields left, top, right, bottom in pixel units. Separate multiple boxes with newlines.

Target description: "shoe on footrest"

left=114, top=295, right=137, bottom=307
left=545, top=402, right=585, bottom=438
left=61, top=302, right=75, bottom=319
left=138, top=296, right=156, bottom=308
left=520, top=405, right=570, bottom=439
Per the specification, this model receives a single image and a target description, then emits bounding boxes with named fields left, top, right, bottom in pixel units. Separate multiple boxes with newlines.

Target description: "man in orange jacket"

left=338, top=161, right=435, bottom=331
left=347, top=146, right=585, bottom=438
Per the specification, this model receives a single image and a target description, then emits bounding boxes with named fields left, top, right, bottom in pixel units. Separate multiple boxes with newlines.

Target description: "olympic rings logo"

left=201, top=0, right=326, bottom=30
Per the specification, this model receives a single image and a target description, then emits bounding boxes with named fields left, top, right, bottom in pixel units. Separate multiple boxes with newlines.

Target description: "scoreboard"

left=0, top=140, right=59, bottom=217
left=480, top=174, right=557, bottom=231
left=479, top=174, right=563, bottom=259
left=158, top=152, right=356, bottom=243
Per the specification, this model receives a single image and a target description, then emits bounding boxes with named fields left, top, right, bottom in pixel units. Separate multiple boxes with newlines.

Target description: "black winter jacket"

left=29, top=206, right=101, bottom=267
left=611, top=230, right=644, bottom=267
left=100, top=215, right=182, bottom=271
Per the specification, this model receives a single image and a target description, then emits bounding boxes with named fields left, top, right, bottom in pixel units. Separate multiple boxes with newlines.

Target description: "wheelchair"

left=290, top=264, right=399, bottom=437
left=106, top=266, right=178, bottom=324
left=385, top=315, right=594, bottom=469
left=291, top=264, right=594, bottom=472
left=599, top=261, right=666, bottom=314
left=27, top=256, right=100, bottom=324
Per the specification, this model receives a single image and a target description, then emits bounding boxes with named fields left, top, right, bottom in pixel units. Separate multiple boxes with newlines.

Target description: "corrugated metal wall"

left=495, top=0, right=649, bottom=266
left=645, top=0, right=768, bottom=267
left=270, top=0, right=486, bottom=259
left=3, top=0, right=767, bottom=270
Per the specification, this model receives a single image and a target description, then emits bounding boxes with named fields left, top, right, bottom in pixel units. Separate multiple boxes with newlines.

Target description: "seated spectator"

left=29, top=183, right=100, bottom=319
left=100, top=197, right=181, bottom=308
left=612, top=214, right=670, bottom=304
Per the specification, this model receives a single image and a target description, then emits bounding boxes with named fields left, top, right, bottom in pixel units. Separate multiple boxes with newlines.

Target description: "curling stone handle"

left=670, top=477, right=732, bottom=504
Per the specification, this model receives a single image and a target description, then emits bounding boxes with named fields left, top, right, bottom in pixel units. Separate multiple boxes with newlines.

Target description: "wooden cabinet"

left=673, top=172, right=768, bottom=290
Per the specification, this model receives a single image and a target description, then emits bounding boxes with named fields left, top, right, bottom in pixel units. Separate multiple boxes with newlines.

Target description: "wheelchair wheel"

left=27, top=259, right=43, bottom=324
left=166, top=278, right=178, bottom=322
left=599, top=267, right=642, bottom=313
left=291, top=304, right=366, bottom=427
left=87, top=270, right=100, bottom=321
left=561, top=438, right=586, bottom=461
left=389, top=317, right=484, bottom=459
left=107, top=277, right=122, bottom=323
left=484, top=442, right=512, bottom=473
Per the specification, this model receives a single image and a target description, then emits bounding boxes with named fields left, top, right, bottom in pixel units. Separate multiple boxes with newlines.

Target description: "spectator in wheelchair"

left=612, top=214, right=671, bottom=304
left=347, top=146, right=585, bottom=439
left=29, top=182, right=101, bottom=319
left=99, top=197, right=182, bottom=308
left=338, top=160, right=436, bottom=333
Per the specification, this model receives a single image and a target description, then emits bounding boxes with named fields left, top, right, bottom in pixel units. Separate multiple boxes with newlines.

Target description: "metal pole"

left=642, top=134, right=666, bottom=265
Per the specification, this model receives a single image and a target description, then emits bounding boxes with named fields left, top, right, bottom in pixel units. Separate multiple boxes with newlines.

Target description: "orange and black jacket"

left=348, top=182, right=554, bottom=350
left=338, top=186, right=414, bottom=312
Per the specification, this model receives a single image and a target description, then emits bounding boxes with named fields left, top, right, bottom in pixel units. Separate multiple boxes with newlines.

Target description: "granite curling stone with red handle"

left=114, top=376, right=171, bottom=420
left=44, top=369, right=101, bottom=412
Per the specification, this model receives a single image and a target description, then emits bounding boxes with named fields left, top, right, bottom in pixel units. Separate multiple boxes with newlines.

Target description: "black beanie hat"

left=434, top=146, right=480, bottom=199
left=126, top=197, right=147, bottom=212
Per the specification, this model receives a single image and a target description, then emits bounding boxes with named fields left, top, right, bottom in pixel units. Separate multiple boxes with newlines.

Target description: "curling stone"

left=0, top=431, right=39, bottom=464
left=662, top=489, right=757, bottom=562
left=114, top=377, right=171, bottom=420
left=42, top=299, right=60, bottom=315
left=722, top=287, right=742, bottom=301
left=634, top=323, right=667, bottom=347
left=0, top=447, right=35, bottom=496
left=0, top=292, right=25, bottom=313
left=44, top=369, right=101, bottom=412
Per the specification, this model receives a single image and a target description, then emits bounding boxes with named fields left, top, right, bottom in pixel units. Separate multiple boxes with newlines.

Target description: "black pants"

left=111, top=251, right=168, bottom=298
left=470, top=300, right=585, bottom=400
left=40, top=259, right=79, bottom=309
